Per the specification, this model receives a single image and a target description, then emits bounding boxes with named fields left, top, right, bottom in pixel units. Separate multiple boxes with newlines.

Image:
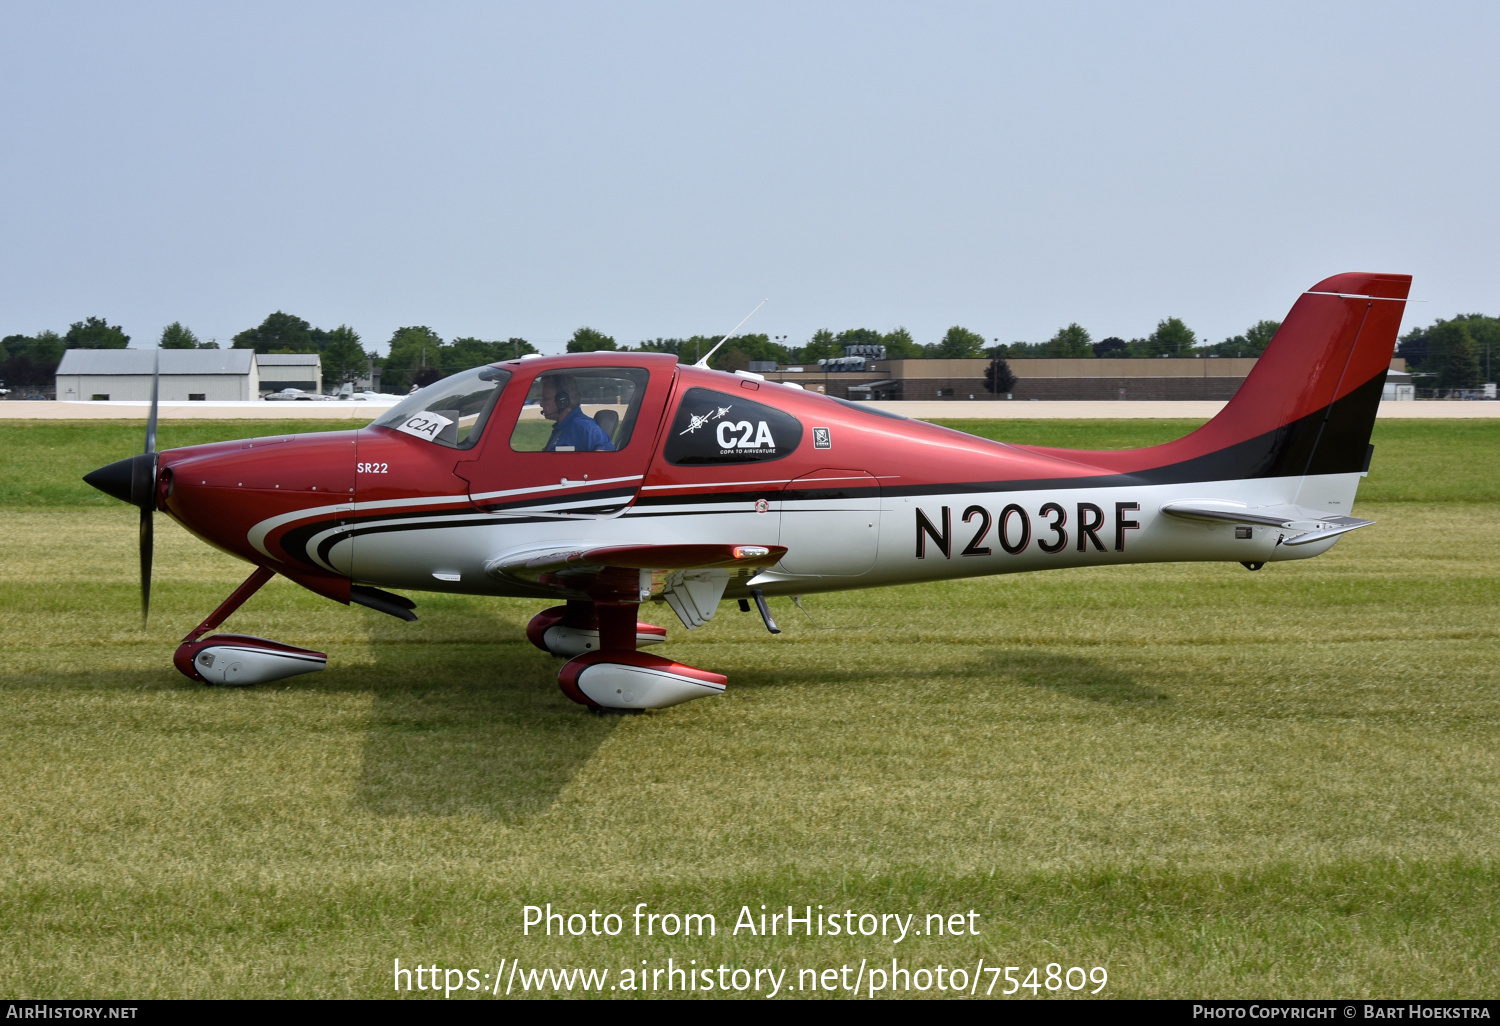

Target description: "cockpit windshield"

left=372, top=365, right=511, bottom=449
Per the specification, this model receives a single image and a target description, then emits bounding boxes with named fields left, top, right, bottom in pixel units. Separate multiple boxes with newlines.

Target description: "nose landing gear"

left=173, top=567, right=327, bottom=687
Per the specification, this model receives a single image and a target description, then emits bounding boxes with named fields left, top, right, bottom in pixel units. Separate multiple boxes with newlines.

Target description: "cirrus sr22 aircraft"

left=85, top=272, right=1409, bottom=711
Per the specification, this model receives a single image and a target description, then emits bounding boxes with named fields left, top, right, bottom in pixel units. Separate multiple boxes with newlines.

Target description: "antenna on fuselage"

left=693, top=298, right=768, bottom=369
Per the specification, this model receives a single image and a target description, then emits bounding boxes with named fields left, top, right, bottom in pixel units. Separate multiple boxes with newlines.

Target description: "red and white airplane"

left=86, top=272, right=1409, bottom=710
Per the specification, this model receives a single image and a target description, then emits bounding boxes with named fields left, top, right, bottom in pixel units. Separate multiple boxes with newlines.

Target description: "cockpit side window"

left=372, top=366, right=511, bottom=449
left=510, top=368, right=652, bottom=453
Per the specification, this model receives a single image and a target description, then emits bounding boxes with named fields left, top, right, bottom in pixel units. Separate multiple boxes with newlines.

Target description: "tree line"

left=994, top=318, right=1282, bottom=360
left=1396, top=314, right=1498, bottom=391
left=1, top=317, right=130, bottom=387
left=5, top=308, right=1492, bottom=393
left=554, top=316, right=1286, bottom=373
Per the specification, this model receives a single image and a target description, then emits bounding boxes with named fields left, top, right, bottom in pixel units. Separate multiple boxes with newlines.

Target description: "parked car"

left=262, top=388, right=332, bottom=401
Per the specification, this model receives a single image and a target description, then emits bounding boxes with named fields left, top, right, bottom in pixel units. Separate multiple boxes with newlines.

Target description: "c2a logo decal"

left=664, top=387, right=804, bottom=466
left=716, top=418, right=776, bottom=452
left=915, top=502, right=1141, bottom=558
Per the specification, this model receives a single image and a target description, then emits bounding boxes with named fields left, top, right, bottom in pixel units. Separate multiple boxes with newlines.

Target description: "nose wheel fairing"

left=177, top=634, right=327, bottom=686
left=170, top=567, right=328, bottom=687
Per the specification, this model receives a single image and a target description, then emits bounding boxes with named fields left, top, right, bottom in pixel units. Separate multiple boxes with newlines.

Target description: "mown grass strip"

left=0, top=418, right=1495, bottom=998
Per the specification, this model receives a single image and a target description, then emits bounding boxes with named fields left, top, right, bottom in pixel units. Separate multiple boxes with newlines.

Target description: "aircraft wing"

left=486, top=542, right=787, bottom=628
left=1159, top=501, right=1373, bottom=546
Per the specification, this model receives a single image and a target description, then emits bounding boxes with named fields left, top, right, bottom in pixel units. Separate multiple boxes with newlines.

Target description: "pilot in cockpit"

left=539, top=373, right=616, bottom=452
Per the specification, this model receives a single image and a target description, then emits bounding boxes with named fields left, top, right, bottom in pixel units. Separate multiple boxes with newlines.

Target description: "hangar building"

left=56, top=349, right=261, bottom=401
left=254, top=353, right=322, bottom=393
left=760, top=356, right=1410, bottom=402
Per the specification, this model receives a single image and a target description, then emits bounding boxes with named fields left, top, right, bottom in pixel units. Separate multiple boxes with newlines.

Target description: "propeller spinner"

left=82, top=351, right=159, bottom=623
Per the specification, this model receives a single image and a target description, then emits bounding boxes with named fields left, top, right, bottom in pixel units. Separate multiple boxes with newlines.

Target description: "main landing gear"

left=527, top=602, right=726, bottom=711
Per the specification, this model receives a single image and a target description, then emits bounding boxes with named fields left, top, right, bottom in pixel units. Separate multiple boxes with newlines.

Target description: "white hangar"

left=57, top=349, right=260, bottom=401
left=55, top=350, right=324, bottom=401
left=253, top=353, right=322, bottom=393
left=56, top=349, right=263, bottom=401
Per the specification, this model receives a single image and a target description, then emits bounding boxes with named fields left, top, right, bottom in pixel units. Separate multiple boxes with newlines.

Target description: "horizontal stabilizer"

left=1160, top=500, right=1373, bottom=546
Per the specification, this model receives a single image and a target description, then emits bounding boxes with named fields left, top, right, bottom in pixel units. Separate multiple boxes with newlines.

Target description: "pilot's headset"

left=545, top=377, right=571, bottom=410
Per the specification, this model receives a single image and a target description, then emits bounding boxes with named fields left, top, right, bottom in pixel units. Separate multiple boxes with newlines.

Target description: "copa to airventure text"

left=522, top=903, right=981, bottom=943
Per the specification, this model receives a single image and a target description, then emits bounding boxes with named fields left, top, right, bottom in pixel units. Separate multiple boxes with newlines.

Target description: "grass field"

left=1, top=418, right=1497, bottom=999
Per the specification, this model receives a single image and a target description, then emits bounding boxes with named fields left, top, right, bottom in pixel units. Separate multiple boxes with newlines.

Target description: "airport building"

left=254, top=353, right=322, bottom=393
left=56, top=349, right=261, bottom=401
left=757, top=356, right=1411, bottom=402
left=54, top=350, right=332, bottom=401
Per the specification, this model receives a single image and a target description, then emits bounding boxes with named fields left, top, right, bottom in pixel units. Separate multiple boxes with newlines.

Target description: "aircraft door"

left=458, top=362, right=672, bottom=518
left=778, top=469, right=881, bottom=576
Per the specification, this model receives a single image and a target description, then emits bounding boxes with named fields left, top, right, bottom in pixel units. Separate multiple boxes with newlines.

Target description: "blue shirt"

left=545, top=407, right=615, bottom=452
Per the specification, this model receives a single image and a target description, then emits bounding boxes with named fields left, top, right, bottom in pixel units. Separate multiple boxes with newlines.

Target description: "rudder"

left=1090, top=272, right=1413, bottom=482
left=1198, top=272, right=1411, bottom=478
left=1007, top=272, right=1411, bottom=486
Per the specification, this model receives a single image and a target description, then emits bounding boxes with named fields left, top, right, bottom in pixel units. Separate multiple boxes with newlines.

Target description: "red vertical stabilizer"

left=1020, top=273, right=1411, bottom=481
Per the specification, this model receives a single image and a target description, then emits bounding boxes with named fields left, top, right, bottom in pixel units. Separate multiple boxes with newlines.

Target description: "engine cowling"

left=174, top=634, right=327, bottom=686
left=558, top=651, right=726, bottom=710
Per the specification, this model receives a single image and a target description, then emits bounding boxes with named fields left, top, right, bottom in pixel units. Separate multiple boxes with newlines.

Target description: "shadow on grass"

left=978, top=648, right=1169, bottom=705
left=693, top=641, right=1170, bottom=706
left=8, top=598, right=620, bottom=824
left=345, top=601, right=620, bottom=823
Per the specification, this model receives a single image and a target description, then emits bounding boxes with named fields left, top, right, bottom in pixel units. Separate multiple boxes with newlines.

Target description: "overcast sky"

left=2, top=1, right=1496, bottom=355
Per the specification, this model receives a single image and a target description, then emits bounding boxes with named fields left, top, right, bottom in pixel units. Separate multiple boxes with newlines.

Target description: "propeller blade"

left=80, top=351, right=163, bottom=625
left=144, top=349, right=159, bottom=455
left=139, top=505, right=153, bottom=624
left=140, top=352, right=159, bottom=623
